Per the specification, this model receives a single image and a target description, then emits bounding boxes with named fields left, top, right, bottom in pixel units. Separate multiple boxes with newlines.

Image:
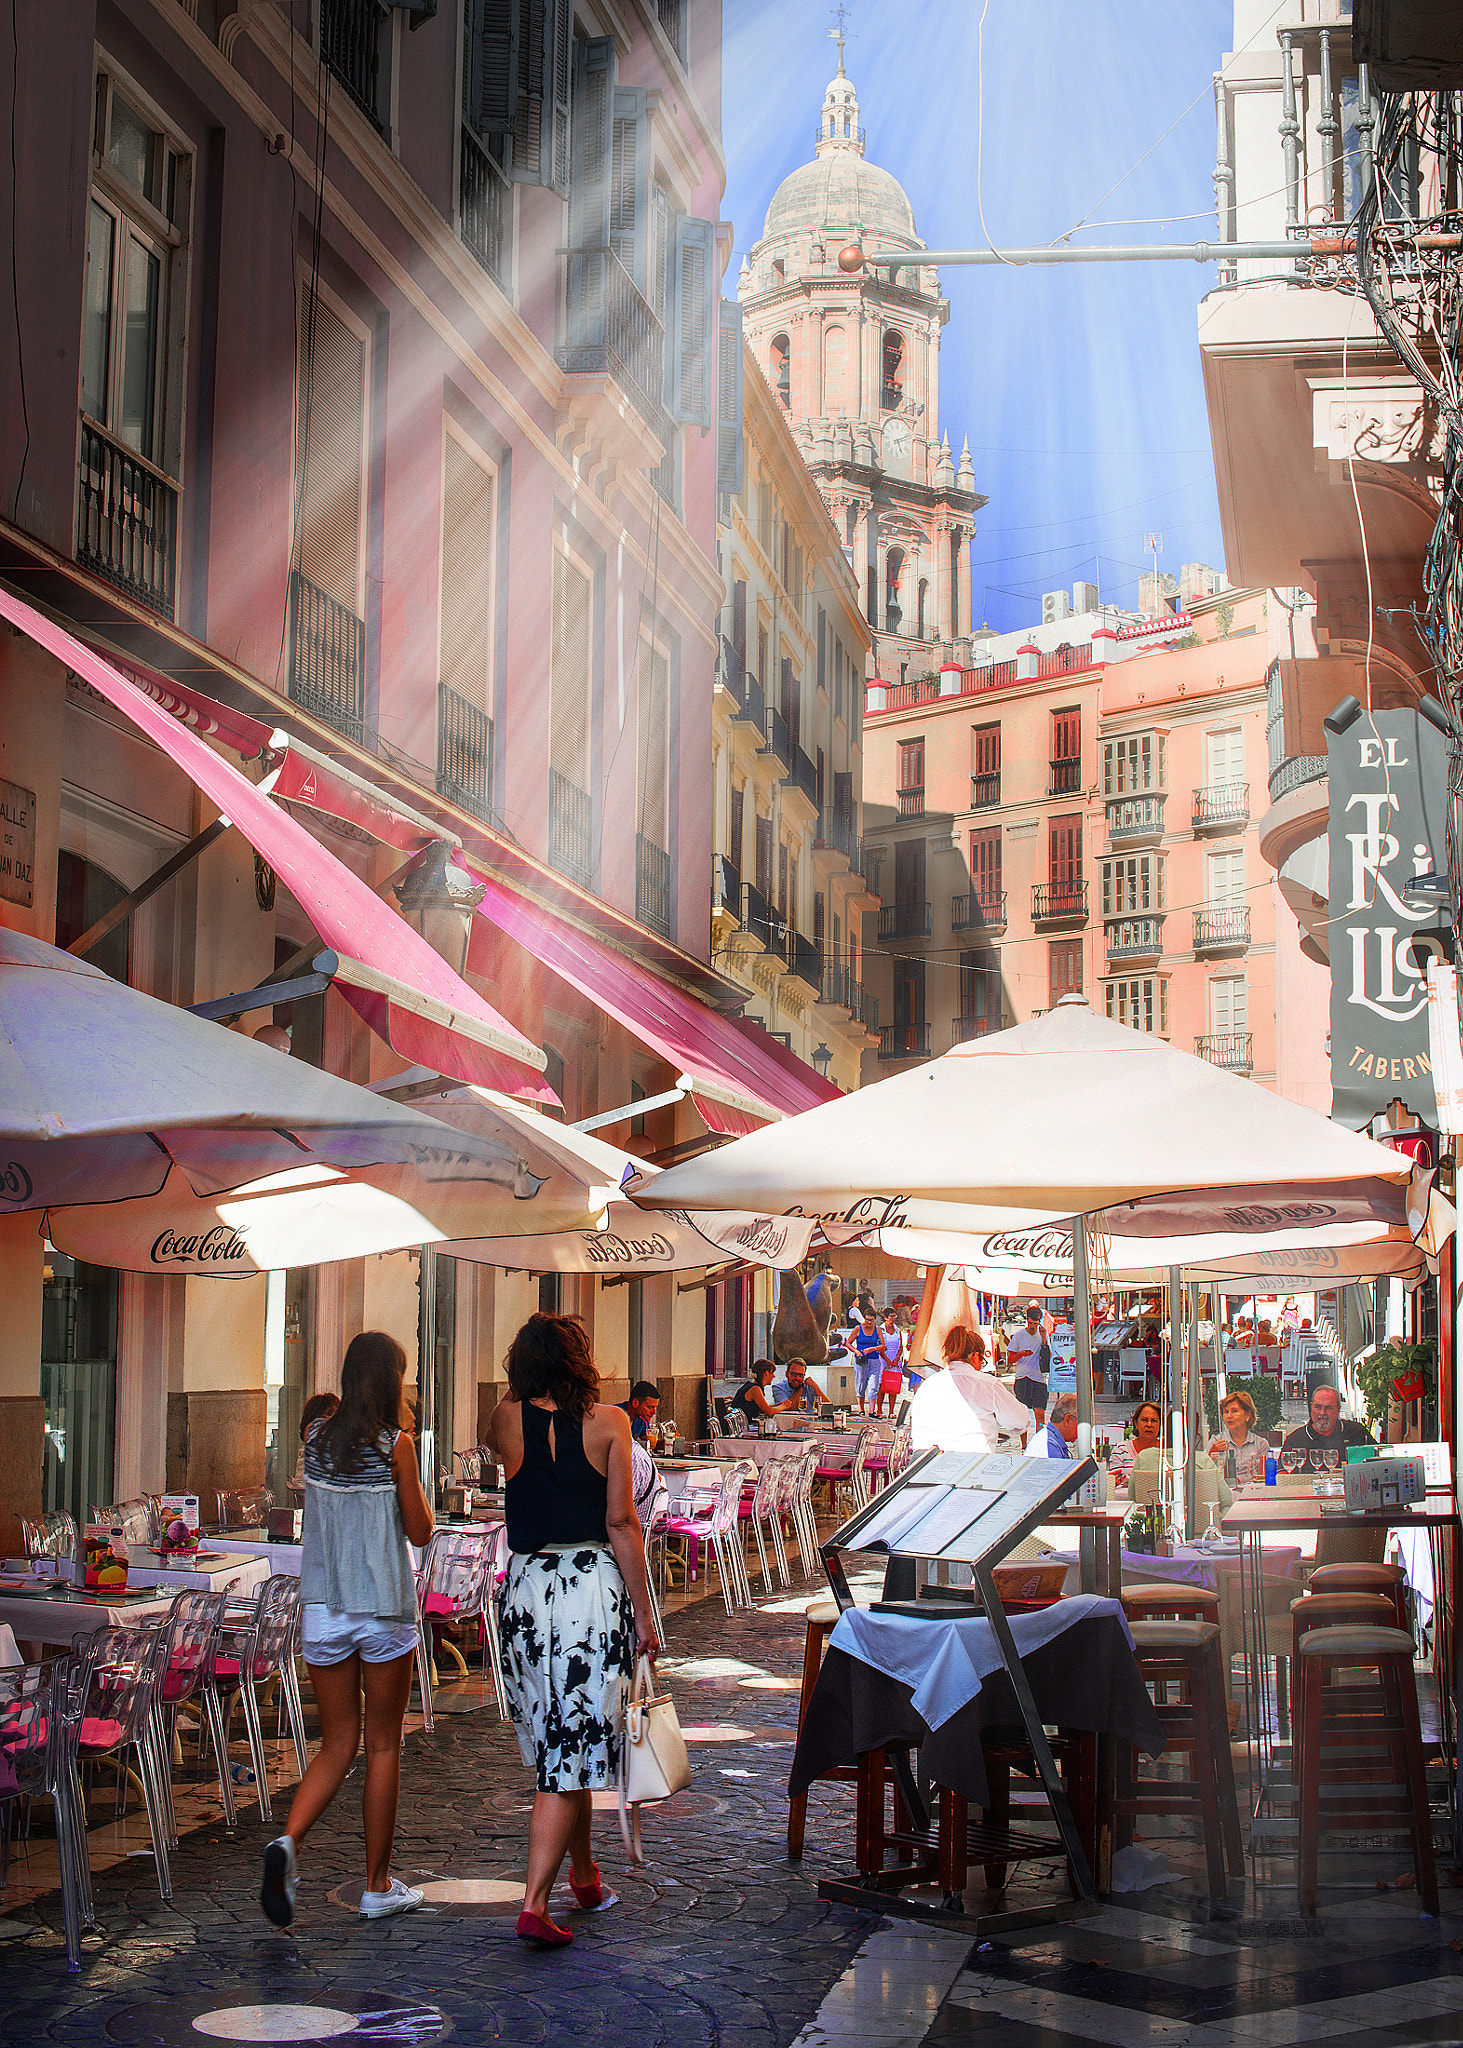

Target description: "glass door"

left=41, top=1253, right=117, bottom=1525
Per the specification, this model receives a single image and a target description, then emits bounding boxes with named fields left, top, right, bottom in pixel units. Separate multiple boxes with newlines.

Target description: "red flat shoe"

left=569, top=1864, right=604, bottom=1910
left=516, top=1910, right=574, bottom=1948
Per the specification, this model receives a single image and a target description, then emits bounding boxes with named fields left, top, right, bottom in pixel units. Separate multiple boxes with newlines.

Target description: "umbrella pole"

left=1185, top=1272, right=1201, bottom=1541
left=418, top=1242, right=438, bottom=1503
left=1073, top=1220, right=1096, bottom=1595
left=1168, top=1264, right=1183, bottom=1536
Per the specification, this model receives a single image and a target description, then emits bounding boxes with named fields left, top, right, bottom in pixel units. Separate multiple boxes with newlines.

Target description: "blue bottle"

left=1264, top=1451, right=1277, bottom=1486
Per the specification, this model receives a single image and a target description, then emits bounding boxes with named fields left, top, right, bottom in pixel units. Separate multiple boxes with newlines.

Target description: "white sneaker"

left=359, top=1877, right=425, bottom=1919
left=260, top=1835, right=296, bottom=1928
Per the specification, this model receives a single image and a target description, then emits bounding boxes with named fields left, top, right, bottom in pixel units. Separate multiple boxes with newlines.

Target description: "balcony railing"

left=1048, top=756, right=1081, bottom=797
left=713, top=853, right=741, bottom=925
left=1033, top=880, right=1088, bottom=923
left=762, top=704, right=790, bottom=770
left=815, top=808, right=858, bottom=861
left=784, top=743, right=818, bottom=805
left=786, top=929, right=820, bottom=991
left=636, top=834, right=672, bottom=938
left=436, top=682, right=496, bottom=826
left=459, top=126, right=509, bottom=289
left=557, top=245, right=668, bottom=443
left=879, top=900, right=932, bottom=940
left=1196, top=1032, right=1253, bottom=1074
left=1268, top=754, right=1327, bottom=803
left=1106, top=917, right=1164, bottom=962
left=1192, top=783, right=1249, bottom=831
left=289, top=571, right=366, bottom=744
left=548, top=769, right=593, bottom=887
left=970, top=770, right=1000, bottom=808
left=742, top=880, right=784, bottom=955
left=951, top=891, right=1007, bottom=932
left=1193, top=906, right=1250, bottom=953
left=898, top=784, right=925, bottom=818
left=76, top=418, right=178, bottom=619
left=879, top=1022, right=930, bottom=1061
left=719, top=637, right=745, bottom=710
left=816, top=123, right=866, bottom=152
left=1107, top=795, right=1165, bottom=844
left=861, top=846, right=882, bottom=895
left=819, top=960, right=873, bottom=1026
left=320, top=0, right=383, bottom=130
left=953, top=1014, right=1001, bottom=1045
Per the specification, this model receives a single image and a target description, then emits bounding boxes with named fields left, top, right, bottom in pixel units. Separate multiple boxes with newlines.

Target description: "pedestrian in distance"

left=852, top=1308, right=884, bottom=1414
left=260, top=1331, right=435, bottom=1930
left=486, top=1313, right=658, bottom=1949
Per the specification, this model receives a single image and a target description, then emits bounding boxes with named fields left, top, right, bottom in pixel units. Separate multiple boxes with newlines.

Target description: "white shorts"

left=303, top=1603, right=419, bottom=1666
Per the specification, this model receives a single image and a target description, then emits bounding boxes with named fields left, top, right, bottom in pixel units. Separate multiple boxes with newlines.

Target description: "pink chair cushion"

left=815, top=1465, right=851, bottom=1482
left=664, top=1516, right=710, bottom=1537
left=79, top=1716, right=125, bottom=1752
left=864, top=1453, right=889, bottom=1469
left=422, top=1592, right=461, bottom=1617
left=210, top=1656, right=240, bottom=1681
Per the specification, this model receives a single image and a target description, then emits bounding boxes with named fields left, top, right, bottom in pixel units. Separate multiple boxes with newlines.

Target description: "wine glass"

left=1280, top=1449, right=1297, bottom=1478
left=1309, top=1449, right=1326, bottom=1487
left=1322, top=1445, right=1341, bottom=1493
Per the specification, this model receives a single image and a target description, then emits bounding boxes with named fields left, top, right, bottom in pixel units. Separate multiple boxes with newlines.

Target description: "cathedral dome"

left=764, top=152, right=917, bottom=243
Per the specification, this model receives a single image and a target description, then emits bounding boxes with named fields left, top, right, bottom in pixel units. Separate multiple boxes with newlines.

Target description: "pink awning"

left=1, top=589, right=552, bottom=1102
left=465, top=868, right=839, bottom=1132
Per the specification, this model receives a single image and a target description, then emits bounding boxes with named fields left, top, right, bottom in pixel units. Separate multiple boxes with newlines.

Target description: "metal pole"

left=1212, top=71, right=1235, bottom=285
left=857, top=234, right=1462, bottom=279
left=418, top=1243, right=437, bottom=1500
left=1318, top=28, right=1338, bottom=222
left=1168, top=1265, right=1184, bottom=1532
left=1073, top=1220, right=1096, bottom=1594
left=1186, top=1276, right=1202, bottom=1541
left=1279, top=30, right=1300, bottom=254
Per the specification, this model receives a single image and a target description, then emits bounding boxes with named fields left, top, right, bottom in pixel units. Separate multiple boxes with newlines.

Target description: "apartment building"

left=859, top=586, right=1276, bottom=1084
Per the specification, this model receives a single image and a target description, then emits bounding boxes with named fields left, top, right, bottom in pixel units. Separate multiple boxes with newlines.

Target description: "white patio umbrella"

left=0, top=927, right=557, bottom=1213
left=445, top=1202, right=816, bottom=1275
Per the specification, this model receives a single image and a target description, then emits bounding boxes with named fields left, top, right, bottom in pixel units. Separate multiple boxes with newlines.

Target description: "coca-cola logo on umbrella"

left=0, top=1161, right=33, bottom=1204
left=150, top=1225, right=251, bottom=1267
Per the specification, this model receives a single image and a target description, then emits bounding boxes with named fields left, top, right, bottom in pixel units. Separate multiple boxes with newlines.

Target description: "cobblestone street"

left=1, top=1585, right=876, bottom=2047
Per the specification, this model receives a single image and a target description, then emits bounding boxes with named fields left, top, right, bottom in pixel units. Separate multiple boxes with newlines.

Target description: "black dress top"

left=506, top=1402, right=610, bottom=1555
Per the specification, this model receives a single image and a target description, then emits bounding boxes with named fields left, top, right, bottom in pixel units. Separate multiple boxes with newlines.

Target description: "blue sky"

left=721, top=0, right=1239, bottom=632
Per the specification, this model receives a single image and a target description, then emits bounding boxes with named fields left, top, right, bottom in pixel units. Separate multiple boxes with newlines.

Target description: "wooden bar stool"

left=1118, top=1619, right=1242, bottom=1899
left=787, top=1601, right=847, bottom=1858
left=1306, top=1561, right=1409, bottom=1633
left=1296, top=1624, right=1437, bottom=1916
left=1122, top=1584, right=1221, bottom=1625
left=1288, top=1592, right=1396, bottom=1749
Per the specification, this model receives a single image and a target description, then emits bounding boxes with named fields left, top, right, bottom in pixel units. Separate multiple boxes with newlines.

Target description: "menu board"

left=834, top=1447, right=1089, bottom=1567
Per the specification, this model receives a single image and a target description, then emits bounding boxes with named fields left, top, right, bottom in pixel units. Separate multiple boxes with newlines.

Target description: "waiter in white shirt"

left=1004, top=1302, right=1049, bottom=1426
left=910, top=1324, right=1032, bottom=1454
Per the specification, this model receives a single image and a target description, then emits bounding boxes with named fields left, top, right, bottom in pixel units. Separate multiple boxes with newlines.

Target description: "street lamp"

left=392, top=839, right=486, bottom=976
left=812, top=1042, right=833, bottom=1079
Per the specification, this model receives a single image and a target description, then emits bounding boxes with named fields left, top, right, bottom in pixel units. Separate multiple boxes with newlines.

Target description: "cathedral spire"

left=816, top=11, right=864, bottom=160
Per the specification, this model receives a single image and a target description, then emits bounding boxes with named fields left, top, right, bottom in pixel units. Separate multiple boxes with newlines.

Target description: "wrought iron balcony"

left=898, top=784, right=925, bottom=818
left=549, top=769, right=593, bottom=887
left=636, top=834, right=671, bottom=938
left=289, top=571, right=366, bottom=745
left=718, top=636, right=745, bottom=710
left=761, top=705, right=790, bottom=771
left=1048, top=756, right=1081, bottom=797
left=786, top=929, right=820, bottom=991
left=815, top=808, right=858, bottom=861
left=879, top=1022, right=930, bottom=1061
left=879, top=900, right=932, bottom=940
left=1032, top=880, right=1088, bottom=924
left=1107, top=795, right=1165, bottom=845
left=1196, top=1032, right=1253, bottom=1074
left=1268, top=754, right=1327, bottom=803
left=784, top=743, right=818, bottom=806
left=738, top=668, right=766, bottom=732
left=861, top=846, right=882, bottom=895
left=970, top=770, right=1000, bottom=808
left=76, top=418, right=178, bottom=619
left=557, top=245, right=669, bottom=444
left=1192, top=782, right=1250, bottom=832
left=951, top=891, right=1007, bottom=932
left=1106, top=917, right=1164, bottom=962
left=1193, top=906, right=1250, bottom=954
left=742, top=880, right=785, bottom=956
left=713, top=853, right=741, bottom=925
left=436, top=683, right=495, bottom=826
left=320, top=0, right=383, bottom=129
left=459, top=126, right=510, bottom=289
left=953, top=1014, right=1001, bottom=1045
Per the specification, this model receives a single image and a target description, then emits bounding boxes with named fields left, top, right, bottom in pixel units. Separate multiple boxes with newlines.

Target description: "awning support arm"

left=573, top=1085, right=687, bottom=1135
left=67, top=815, right=231, bottom=959
left=187, top=951, right=340, bottom=1023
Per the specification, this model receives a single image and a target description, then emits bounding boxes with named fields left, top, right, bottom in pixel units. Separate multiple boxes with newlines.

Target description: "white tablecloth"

left=658, top=1461, right=726, bottom=1509
left=124, top=1549, right=271, bottom=1597
left=830, top=1594, right=1135, bottom=1730
left=0, top=1585, right=171, bottom=1645
left=0, top=1624, right=18, bottom=1668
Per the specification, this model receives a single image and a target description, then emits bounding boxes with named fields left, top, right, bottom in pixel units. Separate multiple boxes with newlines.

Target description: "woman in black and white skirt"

left=486, top=1314, right=658, bottom=1948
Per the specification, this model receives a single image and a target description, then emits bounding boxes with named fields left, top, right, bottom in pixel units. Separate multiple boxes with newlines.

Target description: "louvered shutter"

left=440, top=435, right=493, bottom=709
left=566, top=36, right=616, bottom=347
left=550, top=547, right=590, bottom=789
left=548, top=0, right=571, bottom=197
left=638, top=643, right=668, bottom=851
left=469, top=0, right=517, bottom=137
left=506, top=0, right=544, bottom=183
left=609, top=89, right=647, bottom=293
left=716, top=298, right=743, bottom=493
left=732, top=580, right=746, bottom=662
left=672, top=216, right=714, bottom=428
left=296, top=287, right=365, bottom=618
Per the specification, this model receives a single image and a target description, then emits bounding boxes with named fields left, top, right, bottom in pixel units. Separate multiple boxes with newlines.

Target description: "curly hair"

left=943, top=1324, right=986, bottom=1365
left=505, top=1313, right=600, bottom=1423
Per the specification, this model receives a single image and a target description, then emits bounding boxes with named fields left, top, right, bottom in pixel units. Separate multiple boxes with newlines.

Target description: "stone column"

left=957, top=525, right=973, bottom=637
left=808, top=305, right=824, bottom=422
left=933, top=516, right=950, bottom=654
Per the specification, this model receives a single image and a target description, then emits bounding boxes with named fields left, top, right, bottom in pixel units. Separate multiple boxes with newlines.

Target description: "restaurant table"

left=0, top=1578, right=172, bottom=1651
left=122, top=1549, right=271, bottom=1597
left=789, top=1598, right=1165, bottom=1918
left=708, top=1435, right=825, bottom=1469
left=1045, top=1503, right=1127, bottom=1596
left=657, top=1458, right=726, bottom=1510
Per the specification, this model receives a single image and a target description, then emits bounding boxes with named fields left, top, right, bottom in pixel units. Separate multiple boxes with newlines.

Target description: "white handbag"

left=617, top=1654, right=691, bottom=1863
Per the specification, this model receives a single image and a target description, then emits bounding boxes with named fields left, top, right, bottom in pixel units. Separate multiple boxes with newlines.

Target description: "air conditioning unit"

left=1072, top=581, right=1099, bottom=615
left=1041, top=590, right=1071, bottom=625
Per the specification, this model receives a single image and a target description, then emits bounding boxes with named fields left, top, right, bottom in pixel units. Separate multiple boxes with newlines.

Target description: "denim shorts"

left=302, top=1603, right=419, bottom=1666
left=854, top=1351, right=883, bottom=1399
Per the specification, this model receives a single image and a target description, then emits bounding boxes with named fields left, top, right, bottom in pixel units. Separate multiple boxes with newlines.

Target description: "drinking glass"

left=1322, top=1445, right=1341, bottom=1494
left=1309, top=1449, right=1326, bottom=1487
left=1281, top=1450, right=1299, bottom=1477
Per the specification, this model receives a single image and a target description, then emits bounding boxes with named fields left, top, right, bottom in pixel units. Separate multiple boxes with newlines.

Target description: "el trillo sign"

left=0, top=777, right=34, bottom=908
left=1326, top=703, right=1448, bottom=1127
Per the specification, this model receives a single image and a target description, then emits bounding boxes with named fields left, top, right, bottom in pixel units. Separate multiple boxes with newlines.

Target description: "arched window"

left=54, top=849, right=130, bottom=985
left=823, top=323, right=846, bottom=410
left=881, top=330, right=904, bottom=410
left=885, top=547, right=904, bottom=634
left=769, top=333, right=790, bottom=409
left=843, top=115, right=851, bottom=137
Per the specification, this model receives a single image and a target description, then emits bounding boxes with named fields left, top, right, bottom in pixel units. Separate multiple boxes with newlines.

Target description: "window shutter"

left=470, top=0, right=517, bottom=138
left=609, top=88, right=647, bottom=292
left=716, top=298, right=743, bottom=493
left=817, top=607, right=826, bottom=694
left=732, top=579, right=746, bottom=660
left=440, top=435, right=494, bottom=709
left=505, top=0, right=544, bottom=185
left=638, top=642, right=668, bottom=851
left=296, top=287, right=365, bottom=617
left=569, top=36, right=616, bottom=250
left=547, top=0, right=572, bottom=198
left=550, top=547, right=590, bottom=789
left=672, top=216, right=714, bottom=429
